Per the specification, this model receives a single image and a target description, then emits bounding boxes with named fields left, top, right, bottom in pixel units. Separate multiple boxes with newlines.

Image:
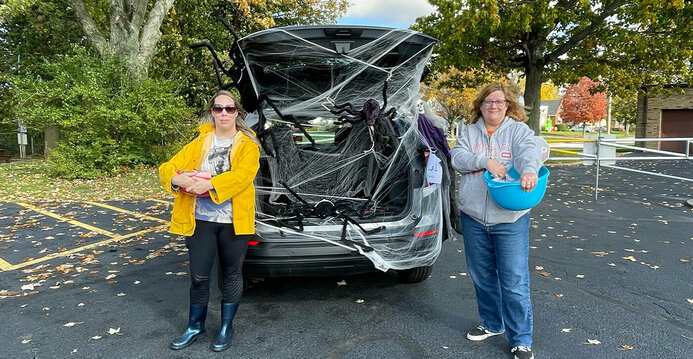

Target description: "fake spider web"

left=234, top=26, right=456, bottom=271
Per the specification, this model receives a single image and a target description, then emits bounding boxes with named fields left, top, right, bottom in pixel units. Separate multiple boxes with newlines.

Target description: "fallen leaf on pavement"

left=21, top=339, right=31, bottom=344
left=108, top=327, right=122, bottom=335
left=584, top=339, right=601, bottom=345
left=355, top=299, right=365, bottom=304
left=561, top=328, right=571, bottom=333
left=620, top=344, right=634, bottom=350
left=63, top=322, right=84, bottom=327
left=623, top=256, right=637, bottom=262
left=539, top=271, right=550, bottom=277
left=90, top=335, right=102, bottom=341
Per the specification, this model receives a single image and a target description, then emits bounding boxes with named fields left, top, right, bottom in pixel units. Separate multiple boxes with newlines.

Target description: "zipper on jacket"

left=483, top=129, right=491, bottom=225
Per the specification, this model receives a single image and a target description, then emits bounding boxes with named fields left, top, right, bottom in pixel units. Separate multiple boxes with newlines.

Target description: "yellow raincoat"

left=159, top=122, right=260, bottom=236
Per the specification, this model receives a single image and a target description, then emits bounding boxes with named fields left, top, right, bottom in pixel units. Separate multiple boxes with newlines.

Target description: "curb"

left=686, top=199, right=693, bottom=209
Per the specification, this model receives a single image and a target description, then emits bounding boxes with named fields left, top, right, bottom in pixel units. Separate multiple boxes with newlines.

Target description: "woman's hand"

left=185, top=178, right=214, bottom=195
left=171, top=172, right=197, bottom=188
left=520, top=172, right=539, bottom=192
left=486, top=159, right=507, bottom=178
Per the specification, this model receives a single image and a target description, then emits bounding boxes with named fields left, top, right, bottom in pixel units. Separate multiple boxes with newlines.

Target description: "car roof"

left=238, top=25, right=437, bottom=47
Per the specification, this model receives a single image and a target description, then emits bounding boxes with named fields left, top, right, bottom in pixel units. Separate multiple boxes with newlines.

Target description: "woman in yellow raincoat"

left=159, top=90, right=260, bottom=352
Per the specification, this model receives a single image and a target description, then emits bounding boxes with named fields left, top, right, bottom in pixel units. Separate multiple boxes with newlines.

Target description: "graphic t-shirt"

left=195, top=133, right=235, bottom=223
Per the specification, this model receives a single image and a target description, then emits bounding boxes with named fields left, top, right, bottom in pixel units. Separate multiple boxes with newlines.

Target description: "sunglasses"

left=212, top=104, right=238, bottom=115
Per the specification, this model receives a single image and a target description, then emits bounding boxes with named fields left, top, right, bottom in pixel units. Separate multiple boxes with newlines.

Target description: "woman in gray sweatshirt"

left=450, top=82, right=541, bottom=359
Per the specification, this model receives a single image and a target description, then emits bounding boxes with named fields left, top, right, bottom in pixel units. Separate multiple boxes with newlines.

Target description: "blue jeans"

left=460, top=211, right=533, bottom=347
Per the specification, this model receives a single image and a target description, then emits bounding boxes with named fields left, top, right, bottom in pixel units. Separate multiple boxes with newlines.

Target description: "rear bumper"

left=243, top=252, right=378, bottom=277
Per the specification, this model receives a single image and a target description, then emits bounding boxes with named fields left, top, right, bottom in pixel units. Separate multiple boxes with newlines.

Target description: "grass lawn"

left=0, top=160, right=168, bottom=202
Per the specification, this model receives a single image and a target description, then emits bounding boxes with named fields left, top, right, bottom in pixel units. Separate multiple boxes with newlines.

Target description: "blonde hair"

left=202, top=90, right=261, bottom=146
left=469, top=82, right=528, bottom=124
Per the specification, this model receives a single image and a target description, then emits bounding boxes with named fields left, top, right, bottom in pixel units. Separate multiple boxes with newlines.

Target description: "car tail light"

left=413, top=229, right=438, bottom=238
left=248, top=240, right=259, bottom=246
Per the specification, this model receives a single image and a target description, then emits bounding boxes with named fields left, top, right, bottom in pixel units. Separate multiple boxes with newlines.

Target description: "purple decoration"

left=418, top=114, right=450, bottom=157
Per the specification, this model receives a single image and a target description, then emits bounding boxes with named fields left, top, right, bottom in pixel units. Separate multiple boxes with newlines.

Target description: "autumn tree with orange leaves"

left=561, top=77, right=607, bottom=132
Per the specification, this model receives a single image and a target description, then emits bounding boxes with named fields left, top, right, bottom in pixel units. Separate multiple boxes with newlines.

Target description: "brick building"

left=636, top=84, right=693, bottom=153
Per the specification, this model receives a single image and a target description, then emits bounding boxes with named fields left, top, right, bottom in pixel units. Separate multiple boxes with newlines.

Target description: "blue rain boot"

left=170, top=305, right=207, bottom=350
left=211, top=302, right=239, bottom=352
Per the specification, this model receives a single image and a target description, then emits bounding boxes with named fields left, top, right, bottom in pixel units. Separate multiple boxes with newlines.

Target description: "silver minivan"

left=195, top=24, right=456, bottom=283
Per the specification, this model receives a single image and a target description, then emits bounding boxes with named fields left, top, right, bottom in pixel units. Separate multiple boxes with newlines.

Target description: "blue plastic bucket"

left=483, top=166, right=550, bottom=210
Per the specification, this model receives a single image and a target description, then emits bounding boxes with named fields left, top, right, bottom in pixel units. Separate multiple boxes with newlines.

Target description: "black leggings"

left=186, top=220, right=250, bottom=306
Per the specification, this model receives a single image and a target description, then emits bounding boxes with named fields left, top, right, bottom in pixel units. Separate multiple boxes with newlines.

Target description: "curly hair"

left=469, top=82, right=528, bottom=124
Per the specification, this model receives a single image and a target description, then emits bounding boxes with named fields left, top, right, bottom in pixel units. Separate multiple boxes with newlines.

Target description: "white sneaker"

left=466, top=325, right=504, bottom=341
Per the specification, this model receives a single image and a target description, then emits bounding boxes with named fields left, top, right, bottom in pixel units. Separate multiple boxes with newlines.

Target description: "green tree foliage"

left=2, top=0, right=347, bottom=177
left=414, top=0, right=692, bottom=135
left=0, top=0, right=84, bottom=126
left=12, top=50, right=195, bottom=179
left=153, top=0, right=348, bottom=107
left=611, top=92, right=637, bottom=129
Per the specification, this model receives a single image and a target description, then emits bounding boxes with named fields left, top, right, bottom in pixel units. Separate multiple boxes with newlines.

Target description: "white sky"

left=337, top=0, right=436, bottom=29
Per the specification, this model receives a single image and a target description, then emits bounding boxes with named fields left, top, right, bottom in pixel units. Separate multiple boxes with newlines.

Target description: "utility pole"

left=606, top=93, right=612, bottom=134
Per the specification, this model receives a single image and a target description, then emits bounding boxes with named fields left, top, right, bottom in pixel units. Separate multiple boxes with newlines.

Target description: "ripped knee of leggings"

left=191, top=274, right=210, bottom=289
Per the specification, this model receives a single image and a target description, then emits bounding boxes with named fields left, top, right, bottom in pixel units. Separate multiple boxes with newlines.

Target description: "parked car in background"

left=570, top=124, right=595, bottom=132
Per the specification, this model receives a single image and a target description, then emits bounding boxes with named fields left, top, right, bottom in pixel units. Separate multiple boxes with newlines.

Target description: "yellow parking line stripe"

left=148, top=198, right=173, bottom=206
left=2, top=224, right=169, bottom=271
left=0, top=257, right=12, bottom=271
left=84, top=201, right=169, bottom=224
left=17, top=202, right=116, bottom=237
left=545, top=139, right=597, bottom=143
left=550, top=148, right=580, bottom=155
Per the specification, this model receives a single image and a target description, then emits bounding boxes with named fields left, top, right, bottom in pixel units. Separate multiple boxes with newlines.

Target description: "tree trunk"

left=125, top=0, right=175, bottom=80
left=44, top=125, right=60, bottom=157
left=524, top=63, right=544, bottom=136
left=70, top=0, right=175, bottom=81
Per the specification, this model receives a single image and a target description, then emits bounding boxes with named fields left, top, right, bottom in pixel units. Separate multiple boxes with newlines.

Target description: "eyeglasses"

left=482, top=100, right=507, bottom=108
left=212, top=104, right=238, bottom=115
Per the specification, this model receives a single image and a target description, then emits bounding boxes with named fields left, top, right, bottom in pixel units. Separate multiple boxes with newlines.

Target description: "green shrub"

left=12, top=49, right=196, bottom=179
left=556, top=123, right=569, bottom=131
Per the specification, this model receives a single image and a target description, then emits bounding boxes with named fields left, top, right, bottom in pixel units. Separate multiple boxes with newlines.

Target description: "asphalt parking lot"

left=1, top=159, right=692, bottom=359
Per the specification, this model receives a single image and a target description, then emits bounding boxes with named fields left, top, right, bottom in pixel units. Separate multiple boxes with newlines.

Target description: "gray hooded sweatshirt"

left=450, top=116, right=542, bottom=226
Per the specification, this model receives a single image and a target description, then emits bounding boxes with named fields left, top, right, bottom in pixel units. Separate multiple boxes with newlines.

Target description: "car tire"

left=397, top=265, right=433, bottom=283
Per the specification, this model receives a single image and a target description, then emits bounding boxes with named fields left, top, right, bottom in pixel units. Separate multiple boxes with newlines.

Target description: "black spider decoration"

left=328, top=80, right=399, bottom=152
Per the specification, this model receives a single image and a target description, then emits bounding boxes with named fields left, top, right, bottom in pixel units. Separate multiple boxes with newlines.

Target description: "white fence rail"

left=547, top=136, right=693, bottom=200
